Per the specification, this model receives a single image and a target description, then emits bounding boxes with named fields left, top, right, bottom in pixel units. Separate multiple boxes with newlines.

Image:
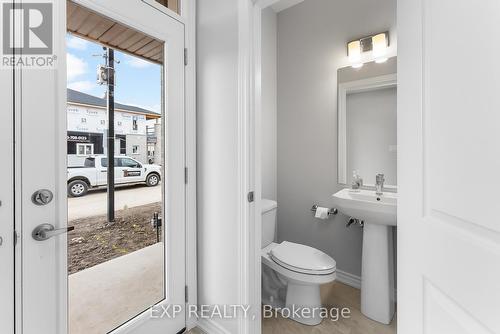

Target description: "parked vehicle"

left=67, top=155, right=161, bottom=197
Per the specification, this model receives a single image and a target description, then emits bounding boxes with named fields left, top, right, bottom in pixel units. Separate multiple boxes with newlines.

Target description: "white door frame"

left=236, top=1, right=284, bottom=334
left=3, top=0, right=197, bottom=333
left=67, top=1, right=195, bottom=332
left=0, top=20, right=15, bottom=334
left=181, top=1, right=198, bottom=330
left=144, top=0, right=199, bottom=329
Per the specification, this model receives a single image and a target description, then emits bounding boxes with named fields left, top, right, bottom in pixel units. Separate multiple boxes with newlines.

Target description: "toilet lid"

left=270, top=241, right=336, bottom=275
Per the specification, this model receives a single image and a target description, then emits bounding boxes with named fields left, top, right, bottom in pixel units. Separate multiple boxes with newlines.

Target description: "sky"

left=66, top=34, right=162, bottom=113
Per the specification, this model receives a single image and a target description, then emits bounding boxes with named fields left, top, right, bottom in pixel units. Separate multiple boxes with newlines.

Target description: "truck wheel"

left=146, top=173, right=160, bottom=187
left=68, top=180, right=88, bottom=197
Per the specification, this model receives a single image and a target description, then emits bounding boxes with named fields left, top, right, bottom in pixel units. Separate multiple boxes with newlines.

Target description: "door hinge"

left=184, top=167, right=188, bottom=184
left=247, top=191, right=254, bottom=203
left=184, top=48, right=188, bottom=66
left=185, top=285, right=188, bottom=303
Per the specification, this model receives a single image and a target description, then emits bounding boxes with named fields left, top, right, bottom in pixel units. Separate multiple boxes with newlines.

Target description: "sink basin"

left=332, top=188, right=398, bottom=325
left=332, top=188, right=397, bottom=225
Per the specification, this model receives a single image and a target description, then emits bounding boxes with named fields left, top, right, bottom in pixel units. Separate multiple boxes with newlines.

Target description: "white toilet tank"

left=262, top=199, right=278, bottom=248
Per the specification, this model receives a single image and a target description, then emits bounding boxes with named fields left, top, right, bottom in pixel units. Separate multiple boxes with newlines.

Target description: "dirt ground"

left=68, top=202, right=162, bottom=275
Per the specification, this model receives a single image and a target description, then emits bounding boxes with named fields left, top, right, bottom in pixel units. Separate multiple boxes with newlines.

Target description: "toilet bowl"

left=261, top=200, right=336, bottom=326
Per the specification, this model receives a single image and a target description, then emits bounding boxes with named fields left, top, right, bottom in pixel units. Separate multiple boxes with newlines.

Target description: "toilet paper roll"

left=314, top=207, right=329, bottom=219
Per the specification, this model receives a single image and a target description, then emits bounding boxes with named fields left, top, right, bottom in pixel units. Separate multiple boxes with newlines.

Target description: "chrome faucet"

left=375, top=174, right=385, bottom=195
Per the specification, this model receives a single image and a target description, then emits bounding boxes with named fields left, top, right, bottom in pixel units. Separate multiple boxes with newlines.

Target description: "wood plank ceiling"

left=67, top=1, right=164, bottom=64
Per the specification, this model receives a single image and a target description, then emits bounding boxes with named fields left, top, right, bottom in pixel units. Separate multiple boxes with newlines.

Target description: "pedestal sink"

left=332, top=188, right=397, bottom=324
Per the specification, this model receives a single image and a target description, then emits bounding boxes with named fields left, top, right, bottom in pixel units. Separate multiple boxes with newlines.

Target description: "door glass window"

left=121, top=158, right=141, bottom=168
left=100, top=158, right=120, bottom=167
left=83, top=158, right=95, bottom=168
left=67, top=32, right=165, bottom=334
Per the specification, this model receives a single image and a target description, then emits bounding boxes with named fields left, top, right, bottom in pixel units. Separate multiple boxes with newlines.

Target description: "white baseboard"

left=336, top=269, right=361, bottom=289
left=196, top=319, right=232, bottom=334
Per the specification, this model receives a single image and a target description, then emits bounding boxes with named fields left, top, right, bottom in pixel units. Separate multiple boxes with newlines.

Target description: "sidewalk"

left=69, top=243, right=164, bottom=334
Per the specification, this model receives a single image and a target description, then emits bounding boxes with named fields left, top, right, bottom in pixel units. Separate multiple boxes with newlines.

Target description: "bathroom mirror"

left=337, top=57, right=397, bottom=190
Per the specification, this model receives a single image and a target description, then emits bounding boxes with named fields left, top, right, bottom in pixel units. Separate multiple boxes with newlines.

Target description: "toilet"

left=261, top=199, right=336, bottom=326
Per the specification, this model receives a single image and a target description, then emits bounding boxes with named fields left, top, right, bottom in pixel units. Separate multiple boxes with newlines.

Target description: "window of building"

left=117, top=135, right=126, bottom=155
left=76, top=143, right=93, bottom=156
left=117, top=121, right=122, bottom=126
left=132, top=145, right=139, bottom=154
left=132, top=116, right=138, bottom=131
left=81, top=118, right=87, bottom=123
left=100, top=120, right=105, bottom=125
left=147, top=143, right=155, bottom=164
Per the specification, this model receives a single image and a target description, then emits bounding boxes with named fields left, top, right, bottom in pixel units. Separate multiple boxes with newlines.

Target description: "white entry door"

left=8, top=0, right=186, bottom=333
left=398, top=0, right=500, bottom=333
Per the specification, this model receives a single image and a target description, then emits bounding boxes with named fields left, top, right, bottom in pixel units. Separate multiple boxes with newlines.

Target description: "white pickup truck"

left=67, top=155, right=161, bottom=197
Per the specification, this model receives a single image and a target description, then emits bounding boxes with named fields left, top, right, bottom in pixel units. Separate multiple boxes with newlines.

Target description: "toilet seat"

left=269, top=241, right=336, bottom=275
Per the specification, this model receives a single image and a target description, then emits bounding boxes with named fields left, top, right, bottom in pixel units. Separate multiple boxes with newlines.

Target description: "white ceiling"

left=271, top=0, right=305, bottom=13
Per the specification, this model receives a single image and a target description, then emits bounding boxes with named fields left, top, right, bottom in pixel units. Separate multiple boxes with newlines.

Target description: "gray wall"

left=261, top=8, right=278, bottom=201
left=347, top=87, right=397, bottom=186
left=277, top=0, right=397, bottom=277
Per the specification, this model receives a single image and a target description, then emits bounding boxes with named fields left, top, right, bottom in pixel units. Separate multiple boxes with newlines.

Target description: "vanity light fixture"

left=348, top=40, right=363, bottom=69
left=372, top=33, right=389, bottom=63
left=347, top=31, right=390, bottom=68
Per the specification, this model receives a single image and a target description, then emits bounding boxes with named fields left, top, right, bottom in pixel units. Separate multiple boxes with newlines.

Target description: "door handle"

left=32, top=224, right=75, bottom=241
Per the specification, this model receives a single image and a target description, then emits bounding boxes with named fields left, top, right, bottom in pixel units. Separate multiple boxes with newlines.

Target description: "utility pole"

left=106, top=48, right=115, bottom=224
left=98, top=47, right=116, bottom=224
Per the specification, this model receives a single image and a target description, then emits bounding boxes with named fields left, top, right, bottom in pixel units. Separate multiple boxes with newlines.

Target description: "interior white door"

left=398, top=0, right=500, bottom=333
left=14, top=1, right=186, bottom=333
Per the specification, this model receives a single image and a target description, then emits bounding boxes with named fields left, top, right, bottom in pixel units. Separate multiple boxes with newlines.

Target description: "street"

left=68, top=185, right=162, bottom=221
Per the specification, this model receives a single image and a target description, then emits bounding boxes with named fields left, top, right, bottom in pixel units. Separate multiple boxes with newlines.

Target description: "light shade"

left=372, top=33, right=388, bottom=62
left=348, top=40, right=362, bottom=68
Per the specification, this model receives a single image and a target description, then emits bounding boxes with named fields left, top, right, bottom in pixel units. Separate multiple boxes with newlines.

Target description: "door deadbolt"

left=31, top=189, right=53, bottom=206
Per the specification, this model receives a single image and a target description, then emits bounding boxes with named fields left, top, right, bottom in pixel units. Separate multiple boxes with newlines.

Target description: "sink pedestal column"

left=361, top=223, right=395, bottom=324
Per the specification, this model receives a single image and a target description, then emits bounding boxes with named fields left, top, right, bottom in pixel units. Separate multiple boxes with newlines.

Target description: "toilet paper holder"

left=311, top=205, right=338, bottom=216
